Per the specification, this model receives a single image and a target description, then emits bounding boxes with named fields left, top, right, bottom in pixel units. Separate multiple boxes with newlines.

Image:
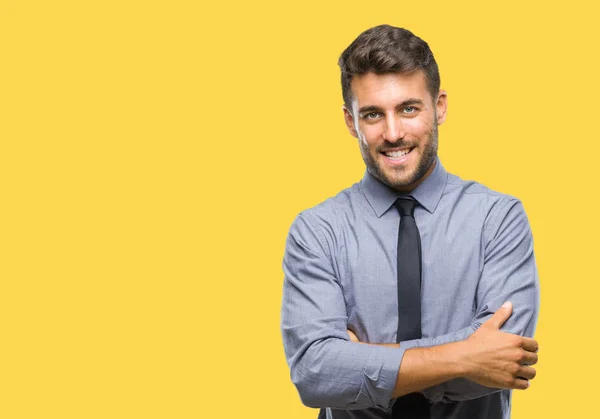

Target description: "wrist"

left=443, top=341, right=471, bottom=379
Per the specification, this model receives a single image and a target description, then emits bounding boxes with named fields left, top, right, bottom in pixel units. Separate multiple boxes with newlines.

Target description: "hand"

left=347, top=329, right=359, bottom=342
left=460, top=302, right=539, bottom=390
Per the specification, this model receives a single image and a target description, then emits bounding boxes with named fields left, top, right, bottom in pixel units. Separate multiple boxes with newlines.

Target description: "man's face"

left=344, top=70, right=447, bottom=192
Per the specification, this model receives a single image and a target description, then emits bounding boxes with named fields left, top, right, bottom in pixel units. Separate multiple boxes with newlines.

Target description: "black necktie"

left=392, top=197, right=430, bottom=419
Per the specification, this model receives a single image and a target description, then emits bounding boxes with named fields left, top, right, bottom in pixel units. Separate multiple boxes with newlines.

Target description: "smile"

left=381, top=148, right=414, bottom=161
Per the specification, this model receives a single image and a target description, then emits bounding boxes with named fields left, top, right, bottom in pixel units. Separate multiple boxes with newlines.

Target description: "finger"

left=521, top=350, right=538, bottom=366
left=347, top=329, right=359, bottom=342
left=517, top=366, right=537, bottom=381
left=521, top=337, right=539, bottom=353
left=484, top=301, right=513, bottom=329
left=512, top=378, right=530, bottom=390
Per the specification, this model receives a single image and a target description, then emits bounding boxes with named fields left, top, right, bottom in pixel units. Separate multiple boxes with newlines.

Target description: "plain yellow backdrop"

left=1, top=0, right=598, bottom=418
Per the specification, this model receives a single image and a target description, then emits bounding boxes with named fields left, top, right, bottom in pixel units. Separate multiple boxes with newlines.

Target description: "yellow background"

left=1, top=1, right=597, bottom=417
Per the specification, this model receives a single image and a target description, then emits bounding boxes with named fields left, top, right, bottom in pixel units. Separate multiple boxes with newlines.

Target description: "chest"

left=335, top=210, right=485, bottom=341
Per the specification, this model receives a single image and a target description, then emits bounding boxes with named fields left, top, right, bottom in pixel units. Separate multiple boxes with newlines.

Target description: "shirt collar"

left=360, top=157, right=448, bottom=217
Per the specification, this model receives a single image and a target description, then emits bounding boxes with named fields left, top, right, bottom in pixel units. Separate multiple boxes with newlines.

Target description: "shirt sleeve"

left=400, top=199, right=540, bottom=403
left=281, top=213, right=407, bottom=410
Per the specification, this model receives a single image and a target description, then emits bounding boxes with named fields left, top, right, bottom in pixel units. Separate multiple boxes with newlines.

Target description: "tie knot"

left=395, top=197, right=416, bottom=217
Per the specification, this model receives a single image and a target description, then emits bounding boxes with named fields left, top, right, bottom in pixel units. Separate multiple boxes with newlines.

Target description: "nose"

left=383, top=114, right=405, bottom=142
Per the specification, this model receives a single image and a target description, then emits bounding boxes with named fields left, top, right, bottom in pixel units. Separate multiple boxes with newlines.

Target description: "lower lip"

left=381, top=148, right=413, bottom=165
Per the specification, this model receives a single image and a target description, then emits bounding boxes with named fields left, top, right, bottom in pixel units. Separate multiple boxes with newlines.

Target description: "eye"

left=403, top=106, right=417, bottom=114
left=363, top=112, right=381, bottom=120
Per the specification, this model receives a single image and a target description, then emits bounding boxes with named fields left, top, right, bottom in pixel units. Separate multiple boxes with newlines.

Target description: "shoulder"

left=292, top=181, right=360, bottom=230
left=445, top=171, right=530, bottom=240
left=447, top=172, right=516, bottom=202
left=446, top=171, right=521, bottom=210
left=287, top=181, right=361, bottom=250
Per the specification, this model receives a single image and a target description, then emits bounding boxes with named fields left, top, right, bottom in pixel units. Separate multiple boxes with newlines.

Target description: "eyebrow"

left=358, top=98, right=425, bottom=114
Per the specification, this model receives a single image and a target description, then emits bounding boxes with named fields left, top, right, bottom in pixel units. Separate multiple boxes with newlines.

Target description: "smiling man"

left=281, top=25, right=540, bottom=419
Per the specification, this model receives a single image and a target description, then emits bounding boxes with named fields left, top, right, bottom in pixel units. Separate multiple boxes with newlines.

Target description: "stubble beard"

left=359, top=122, right=439, bottom=192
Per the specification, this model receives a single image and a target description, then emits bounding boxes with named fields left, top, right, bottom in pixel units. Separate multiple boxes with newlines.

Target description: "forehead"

left=349, top=71, right=431, bottom=109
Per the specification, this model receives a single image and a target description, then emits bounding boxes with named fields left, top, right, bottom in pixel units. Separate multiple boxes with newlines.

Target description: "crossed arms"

left=280, top=201, right=540, bottom=409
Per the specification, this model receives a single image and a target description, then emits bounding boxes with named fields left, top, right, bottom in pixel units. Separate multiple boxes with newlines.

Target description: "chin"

left=386, top=166, right=417, bottom=182
left=376, top=171, right=414, bottom=191
left=388, top=177, right=417, bottom=191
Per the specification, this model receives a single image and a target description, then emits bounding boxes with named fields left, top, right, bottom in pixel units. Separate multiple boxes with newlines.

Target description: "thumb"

left=485, top=301, right=513, bottom=330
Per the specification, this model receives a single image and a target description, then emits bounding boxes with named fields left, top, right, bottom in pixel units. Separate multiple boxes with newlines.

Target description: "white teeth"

left=384, top=149, right=411, bottom=158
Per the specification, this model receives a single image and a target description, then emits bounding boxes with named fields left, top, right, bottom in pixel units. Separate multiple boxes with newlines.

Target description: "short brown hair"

left=338, top=25, right=440, bottom=109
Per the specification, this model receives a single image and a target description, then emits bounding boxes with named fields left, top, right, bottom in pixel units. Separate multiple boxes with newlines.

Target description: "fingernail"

left=502, top=301, right=511, bottom=309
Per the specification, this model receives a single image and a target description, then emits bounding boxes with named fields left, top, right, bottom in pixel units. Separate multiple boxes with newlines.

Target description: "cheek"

left=358, top=125, right=382, bottom=146
left=405, top=119, right=432, bottom=137
left=404, top=120, right=431, bottom=137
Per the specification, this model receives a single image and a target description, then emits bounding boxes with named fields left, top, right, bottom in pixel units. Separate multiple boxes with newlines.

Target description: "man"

left=281, top=25, right=539, bottom=419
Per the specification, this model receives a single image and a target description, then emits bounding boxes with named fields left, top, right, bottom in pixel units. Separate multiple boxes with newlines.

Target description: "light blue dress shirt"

left=280, top=158, right=539, bottom=419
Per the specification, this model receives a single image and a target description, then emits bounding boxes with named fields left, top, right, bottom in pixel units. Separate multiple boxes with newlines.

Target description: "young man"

left=281, top=25, right=539, bottom=419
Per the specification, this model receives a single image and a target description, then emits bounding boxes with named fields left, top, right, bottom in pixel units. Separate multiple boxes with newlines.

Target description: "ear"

left=343, top=105, right=359, bottom=138
left=435, top=90, right=448, bottom=125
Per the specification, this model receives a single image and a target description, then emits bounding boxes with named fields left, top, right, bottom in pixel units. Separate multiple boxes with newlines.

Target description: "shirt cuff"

left=351, top=345, right=408, bottom=410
